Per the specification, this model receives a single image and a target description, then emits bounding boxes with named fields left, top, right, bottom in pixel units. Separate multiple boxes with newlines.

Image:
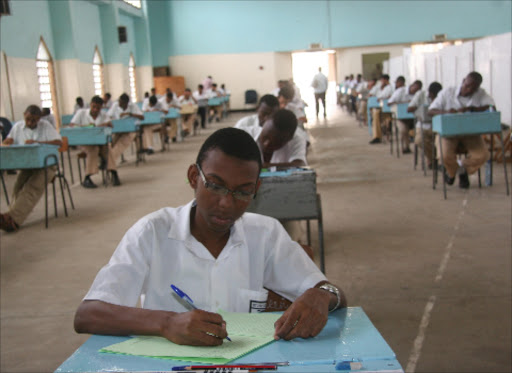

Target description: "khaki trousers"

left=181, top=114, right=196, bottom=133
left=8, top=166, right=57, bottom=225
left=358, top=100, right=367, bottom=123
left=81, top=145, right=116, bottom=175
left=414, top=128, right=434, bottom=166
left=142, top=124, right=162, bottom=149
left=372, top=108, right=391, bottom=140
left=441, top=135, right=489, bottom=178
left=111, top=133, right=137, bottom=163
left=397, top=120, right=414, bottom=150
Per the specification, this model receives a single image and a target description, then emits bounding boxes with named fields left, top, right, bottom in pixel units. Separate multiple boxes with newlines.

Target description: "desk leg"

left=499, top=132, right=510, bottom=195
left=317, top=194, right=325, bottom=274
left=490, top=135, right=494, bottom=186
left=438, top=137, right=447, bottom=200
left=432, top=132, right=437, bottom=189
left=1, top=172, right=9, bottom=205
left=44, top=167, right=48, bottom=228
left=52, top=178, right=58, bottom=217
left=57, top=164, right=68, bottom=217
left=389, top=115, right=393, bottom=155
left=421, top=125, right=426, bottom=177
left=67, top=149, right=74, bottom=184
left=306, top=220, right=311, bottom=246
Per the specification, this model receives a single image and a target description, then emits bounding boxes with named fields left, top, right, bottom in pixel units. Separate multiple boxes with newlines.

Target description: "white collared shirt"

left=71, top=108, right=110, bottom=127
left=42, top=114, right=56, bottom=128
left=160, top=97, right=181, bottom=110
left=179, top=96, right=196, bottom=105
left=249, top=125, right=307, bottom=165
left=7, top=119, right=61, bottom=144
left=145, top=102, right=165, bottom=112
left=234, top=114, right=260, bottom=136
left=83, top=200, right=325, bottom=313
left=142, top=98, right=150, bottom=112
left=193, top=91, right=209, bottom=107
left=388, top=86, right=412, bottom=105
left=428, top=85, right=495, bottom=112
left=376, top=84, right=393, bottom=100
left=311, top=72, right=328, bottom=94
left=408, top=90, right=432, bottom=130
left=107, top=102, right=143, bottom=120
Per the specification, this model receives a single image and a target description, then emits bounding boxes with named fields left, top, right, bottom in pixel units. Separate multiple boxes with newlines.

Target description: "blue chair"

left=61, top=115, right=73, bottom=126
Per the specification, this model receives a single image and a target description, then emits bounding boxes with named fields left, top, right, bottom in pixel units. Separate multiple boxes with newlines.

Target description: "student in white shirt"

left=74, top=127, right=346, bottom=345
left=278, top=85, right=307, bottom=126
left=0, top=105, right=62, bottom=232
left=356, top=77, right=375, bottom=123
left=142, top=93, right=150, bottom=112
left=73, top=97, right=89, bottom=114
left=107, top=93, right=144, bottom=164
left=311, top=67, right=329, bottom=118
left=103, top=93, right=113, bottom=110
left=235, top=94, right=279, bottom=136
left=160, top=92, right=181, bottom=143
left=408, top=82, right=443, bottom=169
left=193, top=84, right=209, bottom=129
left=369, top=74, right=394, bottom=144
left=208, top=84, right=223, bottom=124
left=388, top=77, right=422, bottom=153
left=142, top=96, right=166, bottom=154
left=178, top=88, right=198, bottom=135
left=428, top=71, right=494, bottom=189
left=41, top=107, right=56, bottom=128
left=71, top=96, right=123, bottom=187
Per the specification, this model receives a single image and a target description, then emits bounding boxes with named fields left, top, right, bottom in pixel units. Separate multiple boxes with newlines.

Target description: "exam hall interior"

left=0, top=1, right=511, bottom=372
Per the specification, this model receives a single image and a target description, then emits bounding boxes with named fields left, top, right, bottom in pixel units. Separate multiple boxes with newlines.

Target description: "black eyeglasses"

left=196, top=164, right=256, bottom=201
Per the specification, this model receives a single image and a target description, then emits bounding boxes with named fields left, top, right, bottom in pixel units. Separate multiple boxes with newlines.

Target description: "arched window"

left=128, top=53, right=137, bottom=102
left=92, top=47, right=104, bottom=96
left=36, top=37, right=60, bottom=127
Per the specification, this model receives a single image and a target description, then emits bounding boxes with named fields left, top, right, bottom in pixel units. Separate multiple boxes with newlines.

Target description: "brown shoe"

left=0, top=213, right=20, bottom=232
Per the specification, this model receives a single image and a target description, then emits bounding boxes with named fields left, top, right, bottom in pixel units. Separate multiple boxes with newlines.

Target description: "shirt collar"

left=167, top=200, right=247, bottom=259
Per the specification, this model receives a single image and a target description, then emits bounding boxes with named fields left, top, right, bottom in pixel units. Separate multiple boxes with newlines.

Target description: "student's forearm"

left=41, top=139, right=62, bottom=146
left=2, top=138, right=13, bottom=145
left=263, top=160, right=306, bottom=168
left=74, top=300, right=172, bottom=337
left=407, top=106, right=417, bottom=113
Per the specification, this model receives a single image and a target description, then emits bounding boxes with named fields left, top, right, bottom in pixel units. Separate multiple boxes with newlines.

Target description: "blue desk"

left=112, top=117, right=139, bottom=134
left=0, top=144, right=64, bottom=228
left=389, top=103, right=415, bottom=158
left=55, top=307, right=403, bottom=373
left=60, top=127, right=112, bottom=146
left=208, top=97, right=223, bottom=106
left=432, top=112, right=509, bottom=198
left=61, top=115, right=73, bottom=126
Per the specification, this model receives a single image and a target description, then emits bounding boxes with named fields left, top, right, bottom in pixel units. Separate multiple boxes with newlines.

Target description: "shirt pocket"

left=236, top=288, right=269, bottom=313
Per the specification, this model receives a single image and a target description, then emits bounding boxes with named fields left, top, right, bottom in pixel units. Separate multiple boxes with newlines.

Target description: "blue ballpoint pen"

left=171, top=284, right=232, bottom=341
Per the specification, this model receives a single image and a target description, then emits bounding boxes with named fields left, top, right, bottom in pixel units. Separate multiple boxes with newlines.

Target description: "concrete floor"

left=1, top=107, right=510, bottom=373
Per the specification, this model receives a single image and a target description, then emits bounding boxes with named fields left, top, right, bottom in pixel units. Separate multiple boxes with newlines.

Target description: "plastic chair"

left=244, top=90, right=258, bottom=109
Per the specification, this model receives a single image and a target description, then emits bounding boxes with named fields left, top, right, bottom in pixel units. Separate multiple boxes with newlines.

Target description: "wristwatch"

left=319, top=283, right=341, bottom=312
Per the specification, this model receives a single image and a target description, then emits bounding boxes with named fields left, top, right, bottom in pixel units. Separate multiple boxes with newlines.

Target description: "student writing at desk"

left=0, top=105, right=62, bottom=232
left=178, top=88, right=198, bottom=136
left=107, top=93, right=144, bottom=167
left=369, top=74, right=393, bottom=144
left=387, top=77, right=422, bottom=154
left=73, top=96, right=88, bottom=115
left=408, top=82, right=443, bottom=169
left=74, top=128, right=346, bottom=345
left=70, top=96, right=121, bottom=188
left=193, top=84, right=209, bottom=130
left=160, top=92, right=181, bottom=144
left=142, top=95, right=166, bottom=154
left=428, top=71, right=494, bottom=189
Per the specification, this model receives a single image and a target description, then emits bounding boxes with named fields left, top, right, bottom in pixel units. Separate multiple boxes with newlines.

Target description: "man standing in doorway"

left=311, top=67, right=328, bottom=118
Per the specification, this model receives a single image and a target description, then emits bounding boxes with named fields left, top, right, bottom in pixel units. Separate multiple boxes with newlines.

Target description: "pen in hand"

left=171, top=284, right=232, bottom=342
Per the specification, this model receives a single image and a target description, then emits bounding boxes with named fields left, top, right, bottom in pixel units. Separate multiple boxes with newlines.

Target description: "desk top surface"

left=55, top=307, right=402, bottom=373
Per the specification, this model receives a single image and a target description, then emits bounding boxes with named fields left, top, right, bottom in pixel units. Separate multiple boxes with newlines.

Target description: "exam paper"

left=100, top=311, right=281, bottom=364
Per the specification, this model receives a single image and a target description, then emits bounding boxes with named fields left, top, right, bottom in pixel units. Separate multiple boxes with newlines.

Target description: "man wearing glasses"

left=74, top=128, right=346, bottom=346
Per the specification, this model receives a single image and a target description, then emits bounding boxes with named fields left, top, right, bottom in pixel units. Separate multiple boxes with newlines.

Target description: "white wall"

left=136, top=65, right=154, bottom=102
left=336, top=43, right=410, bottom=82
left=384, top=32, right=511, bottom=125
left=169, top=52, right=289, bottom=110
left=0, top=52, right=14, bottom=121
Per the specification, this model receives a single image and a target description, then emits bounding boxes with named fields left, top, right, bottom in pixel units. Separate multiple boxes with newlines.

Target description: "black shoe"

left=172, top=137, right=177, bottom=143
left=459, top=170, right=470, bottom=189
left=164, top=136, right=170, bottom=144
left=216, top=117, right=220, bottom=122
left=111, top=170, right=121, bottom=186
left=146, top=148, right=154, bottom=155
left=443, top=171, right=455, bottom=186
left=99, top=156, right=107, bottom=170
left=82, top=176, right=98, bottom=189
left=369, top=138, right=382, bottom=144
left=402, top=148, right=412, bottom=154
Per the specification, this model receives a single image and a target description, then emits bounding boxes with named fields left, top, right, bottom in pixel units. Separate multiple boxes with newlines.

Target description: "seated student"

left=107, top=93, right=144, bottom=162
left=278, top=85, right=307, bottom=126
left=73, top=97, right=88, bottom=114
left=70, top=96, right=121, bottom=188
left=103, top=93, right=113, bottom=110
left=193, top=84, right=209, bottom=129
left=142, top=95, right=166, bottom=154
left=428, top=71, right=494, bottom=189
left=271, top=80, right=288, bottom=97
left=160, top=92, right=181, bottom=143
left=73, top=127, right=346, bottom=344
left=357, top=78, right=375, bottom=124
left=150, top=87, right=162, bottom=100
left=242, top=109, right=307, bottom=168
left=208, top=84, right=223, bottom=123
left=234, top=94, right=280, bottom=134
left=408, top=82, right=443, bottom=169
left=178, top=88, right=198, bottom=135
left=41, top=107, right=56, bottom=128
left=142, top=92, right=150, bottom=111
left=388, top=77, right=422, bottom=153
left=0, top=105, right=62, bottom=232
left=369, top=74, right=394, bottom=144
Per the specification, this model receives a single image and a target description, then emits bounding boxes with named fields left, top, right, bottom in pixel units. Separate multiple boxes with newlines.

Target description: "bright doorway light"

left=292, top=50, right=337, bottom=120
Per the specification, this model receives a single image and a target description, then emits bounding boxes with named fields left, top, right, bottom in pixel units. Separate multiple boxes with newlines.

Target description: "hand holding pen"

left=169, top=284, right=231, bottom=345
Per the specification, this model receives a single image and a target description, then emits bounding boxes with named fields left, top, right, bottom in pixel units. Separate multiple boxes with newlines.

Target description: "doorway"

left=291, top=50, right=337, bottom=120
left=362, top=52, right=389, bottom=80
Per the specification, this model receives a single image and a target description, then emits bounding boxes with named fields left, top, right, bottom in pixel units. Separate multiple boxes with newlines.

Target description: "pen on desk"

left=170, top=284, right=232, bottom=342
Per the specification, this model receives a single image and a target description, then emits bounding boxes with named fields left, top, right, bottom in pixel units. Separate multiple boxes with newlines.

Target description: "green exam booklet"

left=100, top=311, right=281, bottom=364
